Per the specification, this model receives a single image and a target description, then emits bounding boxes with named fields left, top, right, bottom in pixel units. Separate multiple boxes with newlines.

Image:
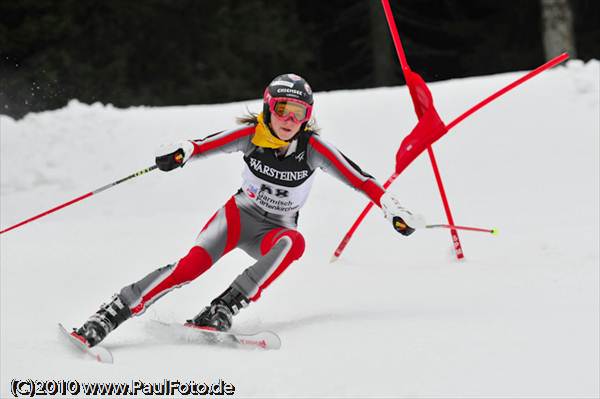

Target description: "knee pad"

left=261, top=228, right=305, bottom=260
left=176, top=246, right=213, bottom=280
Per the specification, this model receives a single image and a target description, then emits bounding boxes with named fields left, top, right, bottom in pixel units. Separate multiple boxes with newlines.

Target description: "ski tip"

left=98, top=348, right=114, bottom=364
left=239, top=330, right=282, bottom=350
left=58, top=322, right=114, bottom=364
left=267, top=331, right=282, bottom=350
left=58, top=323, right=71, bottom=336
left=329, top=254, right=339, bottom=263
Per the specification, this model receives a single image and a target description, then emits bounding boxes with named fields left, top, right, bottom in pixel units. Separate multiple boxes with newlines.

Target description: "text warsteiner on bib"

left=242, top=131, right=315, bottom=188
left=241, top=131, right=316, bottom=215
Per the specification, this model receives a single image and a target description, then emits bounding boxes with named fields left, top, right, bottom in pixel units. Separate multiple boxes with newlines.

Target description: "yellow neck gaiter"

left=251, top=113, right=290, bottom=149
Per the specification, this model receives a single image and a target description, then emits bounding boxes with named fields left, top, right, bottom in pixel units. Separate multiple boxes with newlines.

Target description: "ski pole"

left=0, top=165, right=158, bottom=235
left=426, top=224, right=498, bottom=235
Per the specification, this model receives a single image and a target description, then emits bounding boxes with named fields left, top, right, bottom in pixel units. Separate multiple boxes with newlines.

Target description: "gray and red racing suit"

left=119, top=125, right=385, bottom=315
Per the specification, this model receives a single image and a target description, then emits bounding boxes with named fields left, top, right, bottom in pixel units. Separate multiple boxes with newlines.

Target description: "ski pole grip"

left=174, top=152, right=184, bottom=164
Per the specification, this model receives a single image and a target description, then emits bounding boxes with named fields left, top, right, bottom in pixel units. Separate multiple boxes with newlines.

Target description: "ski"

left=58, top=323, right=113, bottom=363
left=149, top=320, right=281, bottom=350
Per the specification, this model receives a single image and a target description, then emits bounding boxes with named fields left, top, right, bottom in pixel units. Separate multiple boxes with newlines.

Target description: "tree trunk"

left=540, top=0, right=577, bottom=60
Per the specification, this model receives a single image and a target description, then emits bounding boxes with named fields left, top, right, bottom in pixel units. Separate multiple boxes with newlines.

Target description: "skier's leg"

left=188, top=227, right=305, bottom=331
left=122, top=196, right=241, bottom=316
left=74, top=196, right=241, bottom=346
left=233, top=227, right=305, bottom=301
left=121, top=246, right=214, bottom=316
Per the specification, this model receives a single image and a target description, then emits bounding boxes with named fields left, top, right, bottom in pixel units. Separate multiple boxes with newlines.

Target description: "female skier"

left=74, top=73, right=422, bottom=347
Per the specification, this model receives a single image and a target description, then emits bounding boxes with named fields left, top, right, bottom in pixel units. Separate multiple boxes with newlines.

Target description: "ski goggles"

left=268, top=97, right=312, bottom=124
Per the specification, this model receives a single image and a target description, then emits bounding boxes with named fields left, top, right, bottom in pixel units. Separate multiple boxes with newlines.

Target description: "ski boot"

left=186, top=286, right=249, bottom=332
left=73, top=294, right=131, bottom=347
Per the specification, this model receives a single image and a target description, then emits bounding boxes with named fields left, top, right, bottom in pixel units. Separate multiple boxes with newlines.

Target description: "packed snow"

left=1, top=59, right=598, bottom=398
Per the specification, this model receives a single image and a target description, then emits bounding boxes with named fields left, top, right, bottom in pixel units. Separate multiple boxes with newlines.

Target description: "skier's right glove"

left=155, top=141, right=195, bottom=171
left=380, top=192, right=426, bottom=236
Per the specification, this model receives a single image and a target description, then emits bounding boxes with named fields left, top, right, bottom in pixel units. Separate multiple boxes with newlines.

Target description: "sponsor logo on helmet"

left=276, top=88, right=306, bottom=97
left=287, top=74, right=303, bottom=81
left=304, top=83, right=312, bottom=95
left=270, top=80, right=294, bottom=88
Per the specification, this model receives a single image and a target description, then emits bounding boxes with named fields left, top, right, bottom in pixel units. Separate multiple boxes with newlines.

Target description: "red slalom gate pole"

left=331, top=172, right=398, bottom=262
left=381, top=0, right=410, bottom=73
left=382, top=0, right=464, bottom=260
left=330, top=52, right=569, bottom=262
left=0, top=165, right=158, bottom=235
left=425, top=146, right=463, bottom=257
left=332, top=0, right=464, bottom=262
left=446, top=53, right=569, bottom=131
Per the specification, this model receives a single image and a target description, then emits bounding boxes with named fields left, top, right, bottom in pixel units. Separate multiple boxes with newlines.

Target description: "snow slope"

left=1, top=60, right=598, bottom=398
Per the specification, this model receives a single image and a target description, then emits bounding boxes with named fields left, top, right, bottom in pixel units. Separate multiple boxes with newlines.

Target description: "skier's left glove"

left=380, top=192, right=425, bottom=236
left=155, top=141, right=195, bottom=171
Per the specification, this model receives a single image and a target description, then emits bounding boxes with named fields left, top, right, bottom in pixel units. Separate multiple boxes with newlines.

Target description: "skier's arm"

left=190, top=126, right=255, bottom=159
left=155, top=126, right=255, bottom=171
left=306, top=134, right=385, bottom=205
left=307, top=135, right=424, bottom=235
